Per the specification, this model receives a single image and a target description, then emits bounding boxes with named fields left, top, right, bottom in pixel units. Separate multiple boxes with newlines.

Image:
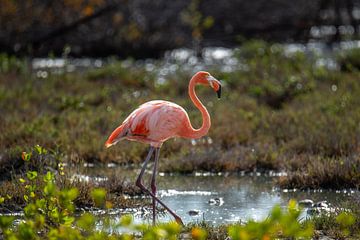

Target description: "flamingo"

left=105, top=71, right=221, bottom=225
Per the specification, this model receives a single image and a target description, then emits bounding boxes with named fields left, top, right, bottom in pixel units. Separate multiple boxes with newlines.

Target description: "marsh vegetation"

left=1, top=41, right=360, bottom=186
left=1, top=41, right=360, bottom=238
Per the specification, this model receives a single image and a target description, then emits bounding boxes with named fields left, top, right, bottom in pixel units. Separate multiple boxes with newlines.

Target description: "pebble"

left=298, top=199, right=314, bottom=207
left=313, top=201, right=329, bottom=208
left=188, top=210, right=200, bottom=216
left=315, top=230, right=335, bottom=240
left=208, top=197, right=224, bottom=206
left=319, top=237, right=335, bottom=240
left=307, top=201, right=338, bottom=215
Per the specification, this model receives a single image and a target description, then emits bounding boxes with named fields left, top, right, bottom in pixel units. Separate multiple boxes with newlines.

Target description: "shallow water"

left=71, top=165, right=358, bottom=225
left=31, top=40, right=360, bottom=78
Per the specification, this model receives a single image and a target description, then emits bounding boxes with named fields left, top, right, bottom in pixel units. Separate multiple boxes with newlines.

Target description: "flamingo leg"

left=150, top=147, right=160, bottom=225
left=136, top=146, right=155, bottom=182
left=136, top=146, right=184, bottom=225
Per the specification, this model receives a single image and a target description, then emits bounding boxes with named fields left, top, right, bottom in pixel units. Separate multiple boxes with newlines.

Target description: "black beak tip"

left=216, top=85, right=222, bottom=99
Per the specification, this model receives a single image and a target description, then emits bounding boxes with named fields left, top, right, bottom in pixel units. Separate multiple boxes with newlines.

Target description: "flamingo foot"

left=174, top=216, right=184, bottom=225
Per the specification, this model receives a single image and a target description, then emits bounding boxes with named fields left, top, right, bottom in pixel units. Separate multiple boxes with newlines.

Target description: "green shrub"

left=337, top=48, right=360, bottom=71
left=1, top=151, right=359, bottom=239
left=231, top=40, right=315, bottom=108
left=1, top=175, right=319, bottom=240
left=0, top=53, right=28, bottom=74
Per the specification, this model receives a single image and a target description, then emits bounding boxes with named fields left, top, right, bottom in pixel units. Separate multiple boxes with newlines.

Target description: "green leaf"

left=228, top=225, right=249, bottom=240
left=300, top=222, right=314, bottom=238
left=77, top=213, right=95, bottom=231
left=0, top=197, right=4, bottom=204
left=22, top=151, right=31, bottom=161
left=18, top=222, right=35, bottom=239
left=163, top=222, right=181, bottom=236
left=62, top=216, right=75, bottom=226
left=34, top=215, right=45, bottom=229
left=24, top=203, right=36, bottom=217
left=270, top=205, right=282, bottom=221
left=51, top=208, right=60, bottom=221
left=29, top=185, right=36, bottom=192
left=26, top=171, right=38, bottom=180
left=120, top=215, right=133, bottom=227
left=44, top=182, right=56, bottom=196
left=48, top=229, right=59, bottom=238
left=34, top=144, right=47, bottom=154
left=287, top=199, right=300, bottom=218
left=36, top=199, right=46, bottom=210
left=66, top=188, right=79, bottom=201
left=153, top=227, right=167, bottom=238
left=0, top=216, right=14, bottom=230
left=43, top=171, right=55, bottom=182
left=59, top=188, right=78, bottom=212
left=91, top=188, right=106, bottom=207
left=336, top=212, right=355, bottom=228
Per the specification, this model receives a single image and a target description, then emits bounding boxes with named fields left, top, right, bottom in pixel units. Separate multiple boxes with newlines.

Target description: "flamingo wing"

left=105, top=100, right=188, bottom=147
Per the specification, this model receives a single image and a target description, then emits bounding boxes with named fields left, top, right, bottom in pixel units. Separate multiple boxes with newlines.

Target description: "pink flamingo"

left=105, top=71, right=221, bottom=225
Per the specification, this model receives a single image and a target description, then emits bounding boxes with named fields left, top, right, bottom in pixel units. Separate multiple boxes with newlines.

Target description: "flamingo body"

left=105, top=71, right=221, bottom=225
left=105, top=100, right=190, bottom=148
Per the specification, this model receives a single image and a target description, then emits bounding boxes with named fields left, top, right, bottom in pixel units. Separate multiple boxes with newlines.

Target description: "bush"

left=337, top=48, right=360, bottom=71
left=0, top=53, right=28, bottom=74
left=231, top=40, right=315, bottom=108
left=0, top=167, right=317, bottom=239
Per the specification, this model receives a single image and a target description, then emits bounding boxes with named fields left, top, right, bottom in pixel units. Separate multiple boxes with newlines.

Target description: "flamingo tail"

left=105, top=124, right=128, bottom=148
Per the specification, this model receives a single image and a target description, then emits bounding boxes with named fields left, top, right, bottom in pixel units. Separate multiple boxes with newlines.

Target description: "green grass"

left=337, top=47, right=360, bottom=72
left=307, top=202, right=360, bottom=239
left=0, top=146, right=145, bottom=213
left=1, top=41, right=360, bottom=190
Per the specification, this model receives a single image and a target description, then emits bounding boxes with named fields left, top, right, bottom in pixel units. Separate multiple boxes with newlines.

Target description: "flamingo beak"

left=216, top=84, right=221, bottom=99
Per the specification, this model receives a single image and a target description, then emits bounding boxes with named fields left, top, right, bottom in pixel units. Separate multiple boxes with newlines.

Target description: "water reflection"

left=32, top=41, right=360, bottom=82
left=154, top=175, right=283, bottom=224
left=70, top=165, right=357, bottom=225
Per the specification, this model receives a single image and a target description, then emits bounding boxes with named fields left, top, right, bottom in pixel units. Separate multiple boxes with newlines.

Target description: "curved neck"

left=182, top=75, right=211, bottom=139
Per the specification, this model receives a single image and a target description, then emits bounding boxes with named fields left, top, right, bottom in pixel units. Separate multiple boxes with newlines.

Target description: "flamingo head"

left=195, top=71, right=222, bottom=98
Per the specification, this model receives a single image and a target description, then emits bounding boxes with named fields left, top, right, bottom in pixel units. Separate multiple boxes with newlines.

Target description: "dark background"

left=1, top=0, right=360, bottom=58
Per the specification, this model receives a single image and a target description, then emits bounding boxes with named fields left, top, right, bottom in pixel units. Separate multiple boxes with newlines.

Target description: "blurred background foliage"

left=0, top=0, right=359, bottom=57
